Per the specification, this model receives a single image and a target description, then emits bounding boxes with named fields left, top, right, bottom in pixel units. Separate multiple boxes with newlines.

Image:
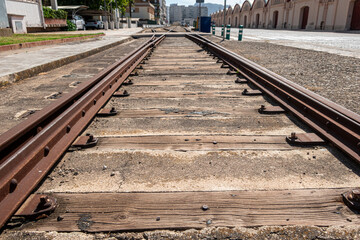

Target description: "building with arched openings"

left=211, top=0, right=360, bottom=31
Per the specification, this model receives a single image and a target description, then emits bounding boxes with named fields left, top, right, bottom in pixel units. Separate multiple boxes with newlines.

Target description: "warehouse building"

left=211, top=0, right=360, bottom=31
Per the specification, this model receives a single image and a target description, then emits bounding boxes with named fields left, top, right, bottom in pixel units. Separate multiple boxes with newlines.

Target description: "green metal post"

left=221, top=25, right=224, bottom=37
left=226, top=24, right=231, bottom=40
left=212, top=24, right=215, bottom=35
left=238, top=25, right=244, bottom=41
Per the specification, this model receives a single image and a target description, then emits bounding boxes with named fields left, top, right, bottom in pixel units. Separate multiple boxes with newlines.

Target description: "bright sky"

left=166, top=0, right=247, bottom=7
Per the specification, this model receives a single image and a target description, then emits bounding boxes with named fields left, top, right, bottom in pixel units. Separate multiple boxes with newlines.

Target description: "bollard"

left=221, top=25, right=224, bottom=37
left=226, top=25, right=231, bottom=40
left=238, top=25, right=244, bottom=41
left=212, top=25, right=215, bottom=35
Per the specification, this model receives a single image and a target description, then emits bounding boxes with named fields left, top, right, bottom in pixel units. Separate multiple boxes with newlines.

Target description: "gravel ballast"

left=207, top=36, right=360, bottom=115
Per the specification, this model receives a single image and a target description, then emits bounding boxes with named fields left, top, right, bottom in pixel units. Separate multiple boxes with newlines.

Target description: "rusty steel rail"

left=186, top=33, right=360, bottom=164
left=0, top=34, right=166, bottom=229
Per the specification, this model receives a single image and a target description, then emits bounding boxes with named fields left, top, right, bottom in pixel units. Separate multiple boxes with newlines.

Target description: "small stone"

left=110, top=172, right=115, bottom=176
left=213, top=141, right=217, bottom=144
left=102, top=165, right=107, bottom=170
left=156, top=217, right=160, bottom=221
left=57, top=216, right=64, bottom=221
left=206, top=219, right=212, bottom=225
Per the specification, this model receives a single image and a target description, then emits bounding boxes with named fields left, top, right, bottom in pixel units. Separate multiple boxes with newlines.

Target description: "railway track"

left=0, top=33, right=359, bottom=236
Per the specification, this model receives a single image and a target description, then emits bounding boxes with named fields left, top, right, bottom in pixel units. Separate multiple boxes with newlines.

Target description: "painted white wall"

left=5, top=0, right=42, bottom=28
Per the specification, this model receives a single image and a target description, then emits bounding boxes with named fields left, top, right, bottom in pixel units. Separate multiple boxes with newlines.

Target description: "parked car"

left=85, top=20, right=104, bottom=29
left=70, top=15, right=86, bottom=30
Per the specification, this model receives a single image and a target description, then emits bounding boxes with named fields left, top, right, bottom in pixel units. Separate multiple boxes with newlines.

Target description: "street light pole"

left=198, top=1, right=201, bottom=32
left=223, top=0, right=226, bottom=41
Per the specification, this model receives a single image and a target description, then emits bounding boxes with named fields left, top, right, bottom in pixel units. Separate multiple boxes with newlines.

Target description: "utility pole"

left=197, top=0, right=204, bottom=32
left=223, top=0, right=226, bottom=41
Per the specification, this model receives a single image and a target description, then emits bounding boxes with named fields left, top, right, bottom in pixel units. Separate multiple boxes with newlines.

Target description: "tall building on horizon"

left=169, top=3, right=208, bottom=24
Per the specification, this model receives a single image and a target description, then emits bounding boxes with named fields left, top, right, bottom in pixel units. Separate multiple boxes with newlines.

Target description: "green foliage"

left=43, top=7, right=67, bottom=19
left=56, top=0, right=129, bottom=12
left=0, top=33, right=103, bottom=46
left=67, top=20, right=77, bottom=31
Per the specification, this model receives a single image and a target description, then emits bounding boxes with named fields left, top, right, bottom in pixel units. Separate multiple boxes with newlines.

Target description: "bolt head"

left=201, top=205, right=209, bottom=211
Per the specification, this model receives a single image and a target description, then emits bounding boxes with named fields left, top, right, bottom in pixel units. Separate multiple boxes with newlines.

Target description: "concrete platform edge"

left=0, top=37, right=133, bottom=87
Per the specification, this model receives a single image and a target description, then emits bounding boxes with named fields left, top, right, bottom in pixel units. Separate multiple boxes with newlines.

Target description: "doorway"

left=244, top=15, right=247, bottom=28
left=255, top=14, right=260, bottom=28
left=300, top=6, right=309, bottom=29
left=273, top=11, right=279, bottom=28
left=351, top=0, right=360, bottom=30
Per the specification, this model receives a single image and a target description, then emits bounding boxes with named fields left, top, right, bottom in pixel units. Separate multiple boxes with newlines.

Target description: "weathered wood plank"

left=112, top=108, right=260, bottom=118
left=129, top=80, right=234, bottom=86
left=92, top=135, right=292, bottom=150
left=22, top=189, right=359, bottom=232
left=116, top=90, right=256, bottom=99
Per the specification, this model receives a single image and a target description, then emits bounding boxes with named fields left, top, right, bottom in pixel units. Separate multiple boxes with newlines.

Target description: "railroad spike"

left=123, top=79, right=134, bottom=86
left=130, top=71, right=139, bottom=77
left=343, top=189, right=360, bottom=211
left=97, top=107, right=118, bottom=117
left=242, top=89, right=263, bottom=96
left=113, top=90, right=130, bottom=97
left=235, top=78, right=248, bottom=84
left=13, top=194, right=57, bottom=220
left=227, top=69, right=237, bottom=75
left=71, top=134, right=98, bottom=149
left=286, top=132, right=325, bottom=146
left=258, top=105, right=286, bottom=114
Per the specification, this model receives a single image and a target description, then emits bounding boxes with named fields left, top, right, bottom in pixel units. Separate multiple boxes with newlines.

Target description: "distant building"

left=211, top=0, right=360, bottom=31
left=169, top=4, right=184, bottom=23
left=159, top=0, right=167, bottom=24
left=169, top=3, right=208, bottom=24
left=125, top=0, right=155, bottom=21
left=184, top=5, right=208, bottom=19
left=149, top=0, right=166, bottom=24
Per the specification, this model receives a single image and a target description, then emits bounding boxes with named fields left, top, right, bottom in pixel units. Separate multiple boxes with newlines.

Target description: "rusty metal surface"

left=0, top=35, right=166, bottom=229
left=186, top=34, right=360, bottom=164
left=14, top=194, right=57, bottom=219
left=342, top=189, right=360, bottom=211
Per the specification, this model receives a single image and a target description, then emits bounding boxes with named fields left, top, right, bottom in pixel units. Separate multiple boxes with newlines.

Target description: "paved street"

left=215, top=28, right=360, bottom=58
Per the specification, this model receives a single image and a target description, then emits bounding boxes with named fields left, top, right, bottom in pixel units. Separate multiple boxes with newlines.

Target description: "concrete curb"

left=0, top=37, right=132, bottom=88
left=0, top=34, right=105, bottom=52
